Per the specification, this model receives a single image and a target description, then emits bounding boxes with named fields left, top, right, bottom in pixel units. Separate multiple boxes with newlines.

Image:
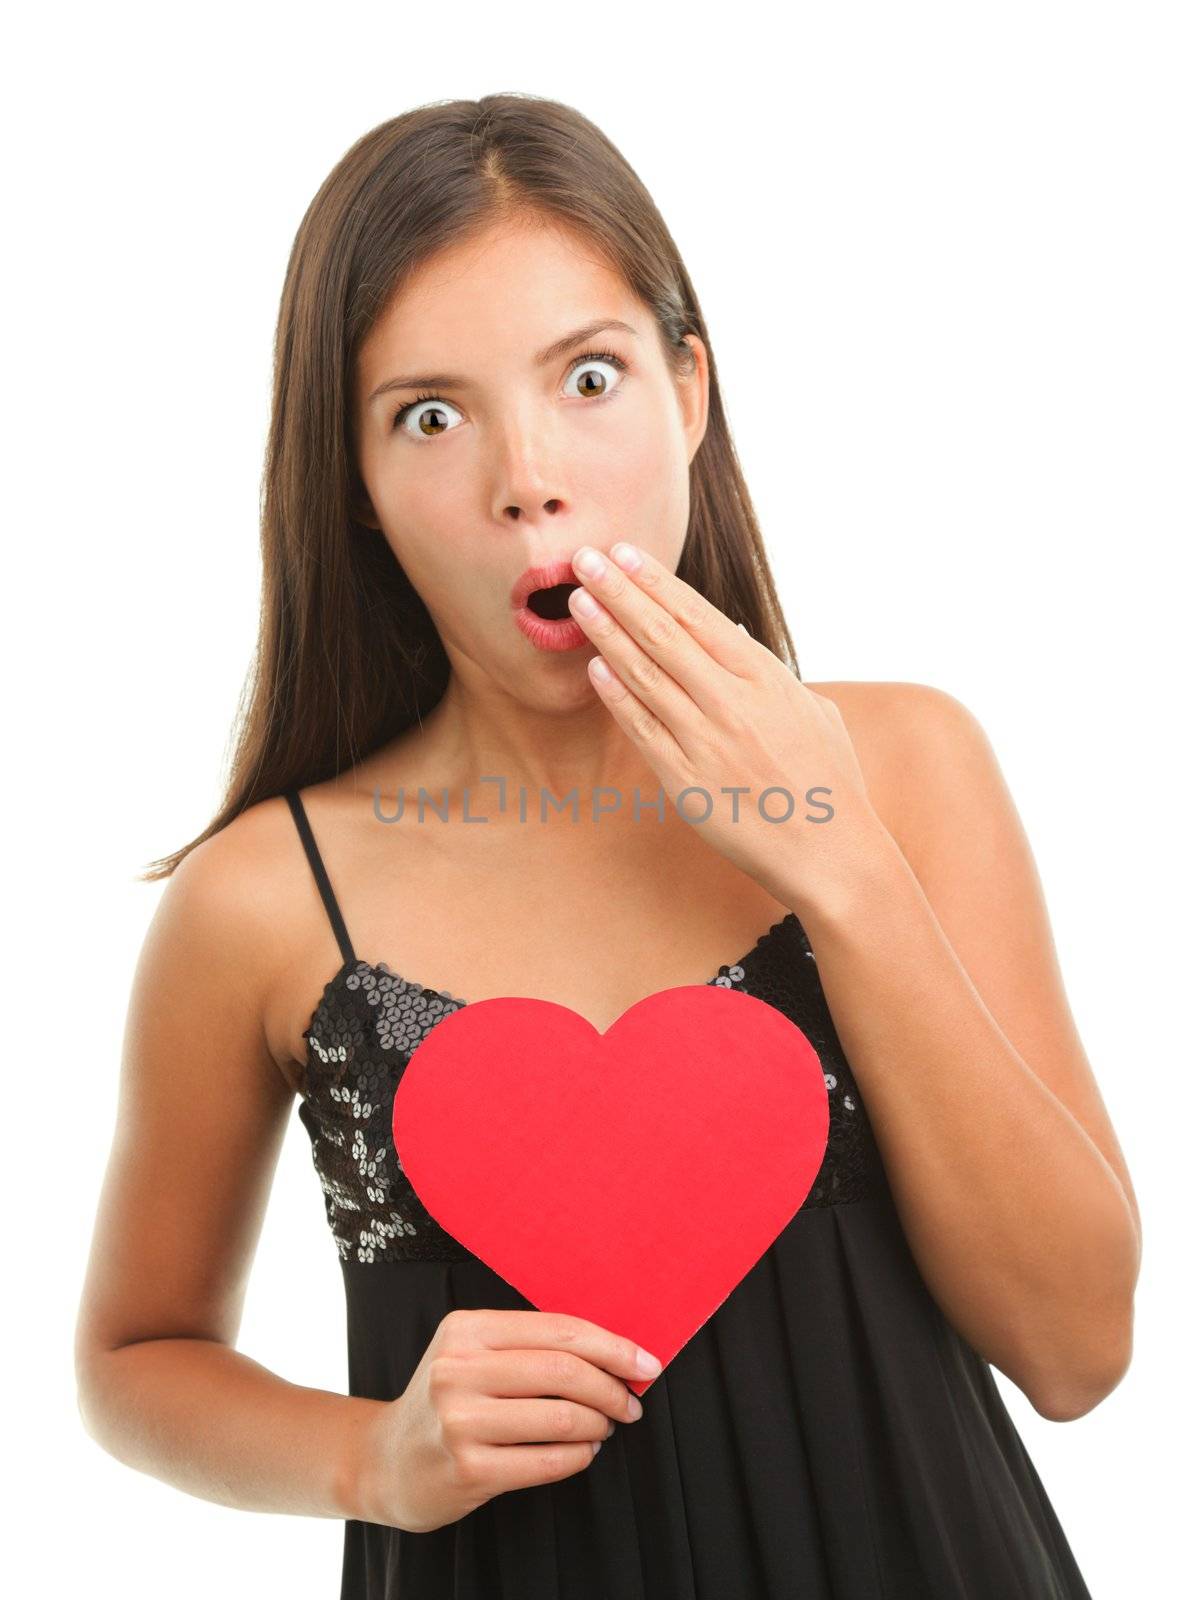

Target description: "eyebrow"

left=366, top=318, right=641, bottom=406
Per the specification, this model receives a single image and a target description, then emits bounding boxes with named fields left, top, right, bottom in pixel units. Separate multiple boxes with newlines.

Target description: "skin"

left=74, top=215, right=1141, bottom=1536
left=349, top=212, right=707, bottom=805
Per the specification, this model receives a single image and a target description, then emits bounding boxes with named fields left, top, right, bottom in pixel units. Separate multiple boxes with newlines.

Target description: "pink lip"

left=510, top=558, right=582, bottom=610
left=511, top=558, right=591, bottom=653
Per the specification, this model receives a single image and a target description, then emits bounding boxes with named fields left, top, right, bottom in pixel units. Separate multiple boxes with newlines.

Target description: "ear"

left=349, top=477, right=382, bottom=532
left=679, top=334, right=710, bottom=466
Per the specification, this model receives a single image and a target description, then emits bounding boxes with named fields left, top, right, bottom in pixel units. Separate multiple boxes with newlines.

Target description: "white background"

left=6, top=1, right=1196, bottom=1593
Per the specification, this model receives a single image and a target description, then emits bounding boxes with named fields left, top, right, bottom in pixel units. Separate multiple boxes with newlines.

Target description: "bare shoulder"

left=802, top=675, right=969, bottom=742
left=145, top=793, right=309, bottom=1090
left=800, top=679, right=975, bottom=869
left=159, top=794, right=299, bottom=969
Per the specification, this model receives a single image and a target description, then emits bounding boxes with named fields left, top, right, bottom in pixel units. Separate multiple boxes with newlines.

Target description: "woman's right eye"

left=392, top=392, right=464, bottom=439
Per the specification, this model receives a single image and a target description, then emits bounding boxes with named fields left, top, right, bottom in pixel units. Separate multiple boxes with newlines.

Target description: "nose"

left=502, top=495, right=563, bottom=522
left=489, top=402, right=571, bottom=526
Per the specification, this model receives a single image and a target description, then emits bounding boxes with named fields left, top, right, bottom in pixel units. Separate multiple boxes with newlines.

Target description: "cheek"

left=380, top=464, right=470, bottom=529
left=576, top=406, right=679, bottom=529
left=375, top=508, right=494, bottom=632
left=596, top=406, right=690, bottom=551
left=610, top=429, right=662, bottom=498
left=372, top=472, right=476, bottom=578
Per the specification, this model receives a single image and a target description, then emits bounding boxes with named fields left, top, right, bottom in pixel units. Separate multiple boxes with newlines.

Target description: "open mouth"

left=524, top=582, right=580, bottom=621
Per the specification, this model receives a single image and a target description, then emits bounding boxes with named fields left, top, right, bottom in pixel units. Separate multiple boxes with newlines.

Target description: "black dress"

left=283, top=788, right=1095, bottom=1600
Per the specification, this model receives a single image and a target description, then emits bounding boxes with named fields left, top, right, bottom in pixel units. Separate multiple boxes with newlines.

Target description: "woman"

left=74, top=93, right=1140, bottom=1598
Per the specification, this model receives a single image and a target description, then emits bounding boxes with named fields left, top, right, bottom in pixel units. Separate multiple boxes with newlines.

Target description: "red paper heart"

left=391, top=984, right=829, bottom=1392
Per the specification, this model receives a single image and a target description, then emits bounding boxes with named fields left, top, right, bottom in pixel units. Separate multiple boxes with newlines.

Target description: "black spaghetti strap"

left=284, top=789, right=357, bottom=967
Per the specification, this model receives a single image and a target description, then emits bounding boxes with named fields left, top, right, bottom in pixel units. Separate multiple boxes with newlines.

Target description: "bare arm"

left=74, top=800, right=384, bottom=1519
left=78, top=1337, right=385, bottom=1519
left=788, top=683, right=1141, bottom=1421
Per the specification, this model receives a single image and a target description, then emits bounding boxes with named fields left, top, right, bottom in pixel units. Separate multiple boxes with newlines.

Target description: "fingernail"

left=610, top=542, right=643, bottom=572
left=635, top=1347, right=662, bottom=1377
left=627, top=1391, right=644, bottom=1420
left=592, top=1439, right=602, bottom=1455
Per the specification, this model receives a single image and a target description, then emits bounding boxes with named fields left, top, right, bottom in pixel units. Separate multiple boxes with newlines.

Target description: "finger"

left=569, top=587, right=701, bottom=746
left=476, top=1436, right=605, bottom=1495
left=467, top=1394, right=618, bottom=1447
left=570, top=544, right=744, bottom=720
left=586, top=650, right=695, bottom=771
left=449, top=1308, right=661, bottom=1386
left=596, top=542, right=758, bottom=678
left=469, top=1346, right=640, bottom=1426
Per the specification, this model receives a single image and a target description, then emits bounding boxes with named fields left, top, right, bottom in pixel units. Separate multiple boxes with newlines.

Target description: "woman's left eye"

left=563, top=347, right=629, bottom=401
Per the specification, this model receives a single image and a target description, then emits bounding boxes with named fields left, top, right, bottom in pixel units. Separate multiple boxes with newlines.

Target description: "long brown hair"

left=142, top=91, right=801, bottom=881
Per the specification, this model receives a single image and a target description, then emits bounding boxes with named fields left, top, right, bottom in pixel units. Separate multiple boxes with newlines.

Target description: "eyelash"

left=390, top=347, right=630, bottom=435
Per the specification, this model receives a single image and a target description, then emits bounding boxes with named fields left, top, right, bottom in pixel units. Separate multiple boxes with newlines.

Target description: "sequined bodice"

left=297, top=909, right=880, bottom=1265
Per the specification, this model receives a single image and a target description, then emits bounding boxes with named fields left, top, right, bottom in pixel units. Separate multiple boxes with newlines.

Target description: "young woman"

left=74, top=93, right=1139, bottom=1599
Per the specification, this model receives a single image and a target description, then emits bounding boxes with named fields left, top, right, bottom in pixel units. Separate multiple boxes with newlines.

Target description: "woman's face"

left=352, top=217, right=709, bottom=700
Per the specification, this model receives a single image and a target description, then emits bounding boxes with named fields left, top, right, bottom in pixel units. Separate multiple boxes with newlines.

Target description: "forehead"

left=357, top=219, right=640, bottom=387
